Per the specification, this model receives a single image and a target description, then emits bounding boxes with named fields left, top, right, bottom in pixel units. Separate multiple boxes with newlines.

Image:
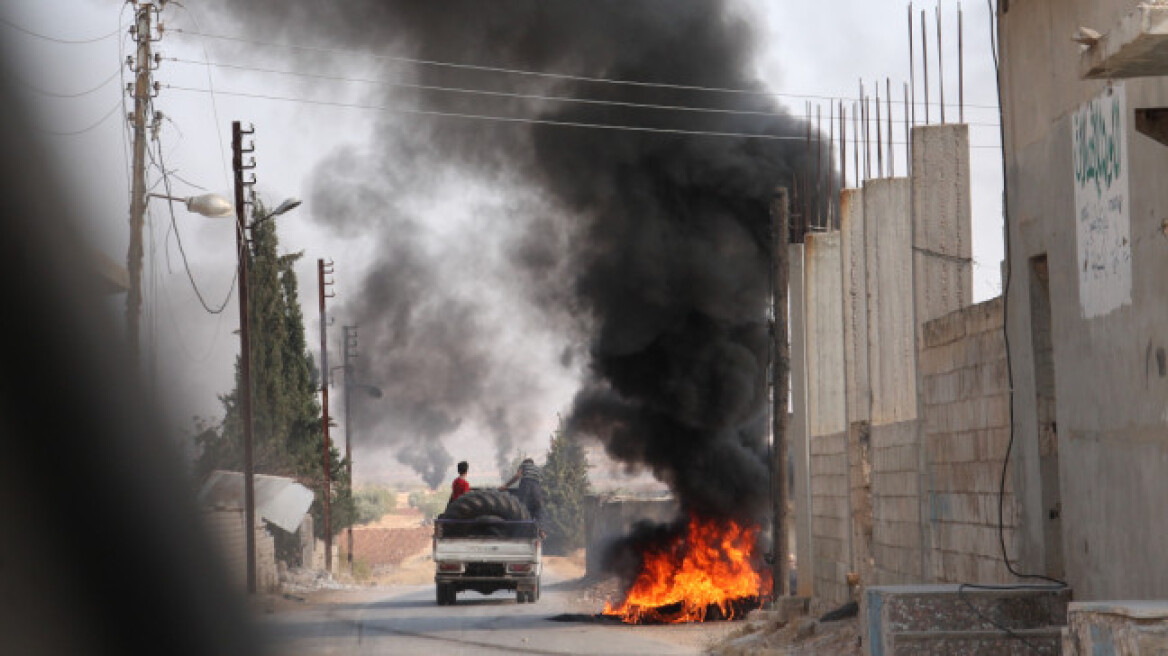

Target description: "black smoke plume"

left=200, top=1, right=816, bottom=529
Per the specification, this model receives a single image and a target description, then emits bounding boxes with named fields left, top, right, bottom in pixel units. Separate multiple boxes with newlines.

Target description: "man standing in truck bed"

left=500, top=458, right=543, bottom=522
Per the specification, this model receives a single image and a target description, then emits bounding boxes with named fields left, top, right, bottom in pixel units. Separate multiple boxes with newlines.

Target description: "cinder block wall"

left=810, top=432, right=851, bottom=604
left=919, top=297, right=1020, bottom=583
left=869, top=421, right=924, bottom=585
left=202, top=510, right=279, bottom=592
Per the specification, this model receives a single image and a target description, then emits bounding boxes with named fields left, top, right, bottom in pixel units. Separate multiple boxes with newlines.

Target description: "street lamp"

left=147, top=192, right=235, bottom=218
left=253, top=197, right=302, bottom=226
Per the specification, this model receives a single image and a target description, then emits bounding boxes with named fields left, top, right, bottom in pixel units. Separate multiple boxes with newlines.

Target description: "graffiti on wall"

left=1072, top=83, right=1131, bottom=319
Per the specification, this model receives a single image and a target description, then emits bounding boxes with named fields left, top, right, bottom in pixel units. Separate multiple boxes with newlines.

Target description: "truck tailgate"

left=434, top=539, right=537, bottom=562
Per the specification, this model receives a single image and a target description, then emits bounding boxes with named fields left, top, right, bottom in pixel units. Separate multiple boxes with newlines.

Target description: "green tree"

left=195, top=201, right=353, bottom=541
left=541, top=418, right=592, bottom=554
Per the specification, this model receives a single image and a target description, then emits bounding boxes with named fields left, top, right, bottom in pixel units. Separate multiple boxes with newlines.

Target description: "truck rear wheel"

left=436, top=583, right=455, bottom=605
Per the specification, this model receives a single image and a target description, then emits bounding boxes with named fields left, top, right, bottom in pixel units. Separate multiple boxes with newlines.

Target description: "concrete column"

left=863, top=178, right=917, bottom=424
left=840, top=189, right=870, bottom=425
left=841, top=188, right=874, bottom=586
left=788, top=243, right=814, bottom=598
left=805, top=232, right=847, bottom=439
left=911, top=124, right=974, bottom=327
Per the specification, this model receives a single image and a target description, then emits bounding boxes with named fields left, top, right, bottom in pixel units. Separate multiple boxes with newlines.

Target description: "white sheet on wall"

left=1072, top=83, right=1132, bottom=319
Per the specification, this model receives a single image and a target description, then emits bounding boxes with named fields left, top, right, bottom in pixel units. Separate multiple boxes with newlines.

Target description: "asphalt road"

left=259, top=567, right=738, bottom=656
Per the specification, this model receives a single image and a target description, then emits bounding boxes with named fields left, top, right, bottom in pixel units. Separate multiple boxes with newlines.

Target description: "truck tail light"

left=438, top=563, right=465, bottom=573
left=507, top=563, right=533, bottom=573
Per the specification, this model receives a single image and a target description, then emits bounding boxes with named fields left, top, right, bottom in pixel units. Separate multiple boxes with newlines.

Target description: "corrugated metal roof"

left=198, top=470, right=315, bottom=533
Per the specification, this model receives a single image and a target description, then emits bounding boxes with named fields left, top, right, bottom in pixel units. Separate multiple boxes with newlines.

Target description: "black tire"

left=446, top=489, right=530, bottom=522
left=517, top=590, right=529, bottom=604
left=446, top=586, right=457, bottom=605
left=533, top=578, right=540, bottom=602
left=436, top=584, right=447, bottom=606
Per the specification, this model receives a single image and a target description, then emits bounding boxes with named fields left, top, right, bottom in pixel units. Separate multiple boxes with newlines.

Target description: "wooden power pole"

left=771, top=187, right=791, bottom=600
left=232, top=120, right=258, bottom=593
left=318, top=259, right=335, bottom=572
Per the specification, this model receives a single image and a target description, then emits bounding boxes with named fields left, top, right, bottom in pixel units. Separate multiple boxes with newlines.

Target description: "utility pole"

left=318, top=259, right=335, bottom=573
left=233, top=121, right=258, bottom=593
left=343, top=325, right=358, bottom=569
left=771, top=187, right=791, bottom=600
left=126, top=1, right=158, bottom=366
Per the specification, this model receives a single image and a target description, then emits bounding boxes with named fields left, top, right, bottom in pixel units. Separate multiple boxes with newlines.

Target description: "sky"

left=1, top=0, right=1003, bottom=486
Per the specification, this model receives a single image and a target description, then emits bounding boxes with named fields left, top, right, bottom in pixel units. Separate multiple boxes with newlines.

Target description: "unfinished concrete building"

left=792, top=1, right=1168, bottom=651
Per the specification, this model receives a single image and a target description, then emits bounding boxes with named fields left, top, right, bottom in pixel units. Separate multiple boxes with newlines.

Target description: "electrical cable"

left=934, top=6, right=1067, bottom=654
left=6, top=67, right=121, bottom=98
left=35, top=100, right=123, bottom=136
left=163, top=84, right=1004, bottom=148
left=153, top=134, right=236, bottom=315
left=166, top=56, right=1005, bottom=128
left=170, top=2, right=232, bottom=189
left=171, top=26, right=1000, bottom=112
left=0, top=15, right=122, bottom=44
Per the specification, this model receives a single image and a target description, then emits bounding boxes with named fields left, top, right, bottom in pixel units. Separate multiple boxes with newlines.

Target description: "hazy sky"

left=2, top=0, right=1003, bottom=484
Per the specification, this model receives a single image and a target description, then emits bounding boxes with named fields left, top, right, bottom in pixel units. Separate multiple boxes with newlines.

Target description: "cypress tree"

left=541, top=418, right=592, bottom=554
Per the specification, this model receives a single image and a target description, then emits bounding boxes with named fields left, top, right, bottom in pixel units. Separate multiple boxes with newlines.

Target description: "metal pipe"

left=816, top=104, right=823, bottom=228
left=804, top=102, right=811, bottom=235
left=909, top=2, right=916, bottom=128
left=922, top=9, right=930, bottom=125
left=853, top=100, right=860, bottom=186
left=905, top=82, right=912, bottom=176
left=959, top=1, right=965, bottom=123
left=876, top=84, right=883, bottom=178
left=828, top=102, right=835, bottom=227
left=938, top=1, right=945, bottom=124
left=887, top=78, right=894, bottom=177
left=840, top=101, right=847, bottom=191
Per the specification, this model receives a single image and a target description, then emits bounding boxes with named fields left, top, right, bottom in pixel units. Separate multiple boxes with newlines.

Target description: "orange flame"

left=603, top=515, right=768, bottom=624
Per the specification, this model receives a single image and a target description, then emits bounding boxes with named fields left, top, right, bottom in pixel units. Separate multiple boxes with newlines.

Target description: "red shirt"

left=451, top=476, right=469, bottom=501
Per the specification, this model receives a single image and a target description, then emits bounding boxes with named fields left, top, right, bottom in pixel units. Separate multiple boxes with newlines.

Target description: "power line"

left=167, top=56, right=1004, bottom=127
left=164, top=85, right=808, bottom=141
left=171, top=27, right=1000, bottom=111
left=172, top=3, right=232, bottom=190
left=164, top=84, right=1004, bottom=148
left=6, top=67, right=121, bottom=98
left=35, top=100, right=123, bottom=136
left=154, top=133, right=236, bottom=315
left=0, top=15, right=122, bottom=44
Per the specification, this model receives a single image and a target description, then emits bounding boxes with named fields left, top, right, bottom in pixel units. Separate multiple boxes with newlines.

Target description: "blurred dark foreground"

left=0, top=69, right=261, bottom=654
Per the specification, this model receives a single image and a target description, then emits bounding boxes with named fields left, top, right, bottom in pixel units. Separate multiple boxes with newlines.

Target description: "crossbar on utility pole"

left=233, top=120, right=258, bottom=594
left=318, top=259, right=335, bottom=573
left=771, top=187, right=791, bottom=600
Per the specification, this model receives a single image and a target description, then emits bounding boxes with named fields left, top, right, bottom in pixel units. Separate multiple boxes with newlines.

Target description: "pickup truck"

left=433, top=518, right=542, bottom=605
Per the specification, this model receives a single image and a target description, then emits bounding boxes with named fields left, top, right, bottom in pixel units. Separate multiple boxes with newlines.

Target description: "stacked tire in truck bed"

left=440, top=489, right=530, bottom=537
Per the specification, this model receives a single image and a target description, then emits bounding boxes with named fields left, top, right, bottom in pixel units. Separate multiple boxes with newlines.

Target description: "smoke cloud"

left=201, top=2, right=816, bottom=519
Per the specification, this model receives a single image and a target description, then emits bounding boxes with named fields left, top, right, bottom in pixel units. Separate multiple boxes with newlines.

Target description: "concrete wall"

left=1001, top=0, right=1168, bottom=599
left=201, top=510, right=279, bottom=593
left=920, top=298, right=1021, bottom=584
left=863, top=178, right=917, bottom=424
left=911, top=124, right=974, bottom=328
left=804, top=233, right=852, bottom=606
left=789, top=244, right=815, bottom=597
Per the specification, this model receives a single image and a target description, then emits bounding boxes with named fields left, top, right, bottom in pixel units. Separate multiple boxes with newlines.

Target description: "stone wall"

left=920, top=297, right=1020, bottom=583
